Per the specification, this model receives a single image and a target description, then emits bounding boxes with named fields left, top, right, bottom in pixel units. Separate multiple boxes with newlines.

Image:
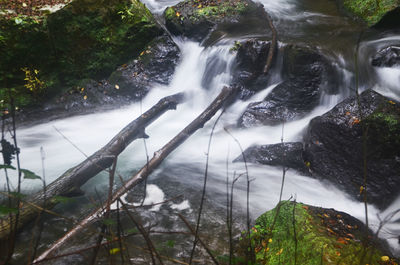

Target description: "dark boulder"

left=234, top=142, right=308, bottom=173
left=108, top=35, right=181, bottom=99
left=372, top=45, right=400, bottom=68
left=238, top=45, right=337, bottom=127
left=304, top=89, right=400, bottom=209
left=164, top=0, right=269, bottom=42
left=231, top=39, right=271, bottom=99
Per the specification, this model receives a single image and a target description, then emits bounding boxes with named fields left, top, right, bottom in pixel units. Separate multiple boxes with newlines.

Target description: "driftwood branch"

left=34, top=86, right=236, bottom=263
left=263, top=10, right=278, bottom=74
left=0, top=93, right=184, bottom=240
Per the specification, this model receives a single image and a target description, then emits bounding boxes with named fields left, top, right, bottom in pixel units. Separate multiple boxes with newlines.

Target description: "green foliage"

left=20, top=169, right=41, bottom=180
left=0, top=205, right=18, bottom=216
left=342, top=0, right=400, bottom=26
left=0, top=0, right=161, bottom=108
left=230, top=40, right=242, bottom=53
left=249, top=201, right=386, bottom=265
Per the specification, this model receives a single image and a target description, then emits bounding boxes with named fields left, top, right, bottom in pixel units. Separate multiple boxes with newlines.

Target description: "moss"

left=190, top=0, right=248, bottom=21
left=165, top=7, right=176, bottom=20
left=364, top=100, right=400, bottom=158
left=0, top=0, right=161, bottom=109
left=342, top=0, right=400, bottom=26
left=249, top=201, right=391, bottom=265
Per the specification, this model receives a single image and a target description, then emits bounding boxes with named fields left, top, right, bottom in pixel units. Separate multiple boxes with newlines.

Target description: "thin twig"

left=224, top=128, right=252, bottom=264
left=189, top=110, right=224, bottom=264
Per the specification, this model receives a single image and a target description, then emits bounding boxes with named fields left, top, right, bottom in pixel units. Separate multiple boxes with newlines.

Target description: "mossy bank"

left=0, top=0, right=162, bottom=109
left=246, top=201, right=397, bottom=264
left=338, top=0, right=400, bottom=26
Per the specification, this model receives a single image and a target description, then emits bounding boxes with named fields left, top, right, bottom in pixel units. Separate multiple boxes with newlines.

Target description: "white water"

left=2, top=0, right=400, bottom=257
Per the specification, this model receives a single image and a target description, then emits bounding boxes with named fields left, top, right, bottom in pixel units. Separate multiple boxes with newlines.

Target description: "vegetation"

left=342, top=0, right=400, bottom=26
left=249, top=201, right=395, bottom=265
left=0, top=0, right=161, bottom=109
left=165, top=0, right=250, bottom=23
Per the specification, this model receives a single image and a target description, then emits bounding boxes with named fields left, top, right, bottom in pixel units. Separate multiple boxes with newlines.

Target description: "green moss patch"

left=342, top=0, right=400, bottom=26
left=250, top=201, right=395, bottom=264
left=0, top=0, right=161, bottom=109
left=364, top=99, right=400, bottom=158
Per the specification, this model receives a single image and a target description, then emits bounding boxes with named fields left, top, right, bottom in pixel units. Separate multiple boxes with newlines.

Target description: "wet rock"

left=231, top=39, right=271, bottom=99
left=108, top=35, right=181, bottom=99
left=164, top=0, right=269, bottom=42
left=304, top=89, right=400, bottom=209
left=234, top=142, right=308, bottom=173
left=248, top=201, right=395, bottom=264
left=372, top=45, right=400, bottom=68
left=238, top=45, right=336, bottom=127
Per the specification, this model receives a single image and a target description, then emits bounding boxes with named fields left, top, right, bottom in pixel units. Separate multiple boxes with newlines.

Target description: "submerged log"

left=0, top=93, right=184, bottom=240
left=34, top=86, right=236, bottom=263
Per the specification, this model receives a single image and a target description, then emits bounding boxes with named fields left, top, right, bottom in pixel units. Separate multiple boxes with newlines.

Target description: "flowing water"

left=2, top=0, right=400, bottom=262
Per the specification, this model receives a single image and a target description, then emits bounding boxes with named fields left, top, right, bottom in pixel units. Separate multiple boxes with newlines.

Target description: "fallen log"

left=0, top=93, right=184, bottom=240
left=34, top=86, right=236, bottom=263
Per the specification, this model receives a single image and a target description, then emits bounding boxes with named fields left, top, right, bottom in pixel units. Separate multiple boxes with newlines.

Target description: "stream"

left=2, top=0, right=400, bottom=263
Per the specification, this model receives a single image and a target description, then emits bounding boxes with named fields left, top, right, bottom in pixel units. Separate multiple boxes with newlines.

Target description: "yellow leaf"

left=198, top=4, right=202, bottom=8
left=34, top=69, right=39, bottom=74
left=109, top=248, right=121, bottom=255
left=276, top=248, right=283, bottom=255
left=83, top=95, right=87, bottom=100
left=381, top=256, right=390, bottom=262
left=388, top=100, right=396, bottom=105
left=140, top=51, right=145, bottom=56
left=268, top=238, right=272, bottom=243
left=115, top=84, right=120, bottom=90
left=176, top=11, right=181, bottom=17
left=359, top=186, right=364, bottom=194
left=81, top=87, right=85, bottom=92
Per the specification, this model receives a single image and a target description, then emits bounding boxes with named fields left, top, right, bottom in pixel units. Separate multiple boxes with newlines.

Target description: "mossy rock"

left=0, top=0, right=162, bottom=109
left=364, top=98, right=400, bottom=159
left=247, top=201, right=396, bottom=265
left=164, top=0, right=268, bottom=42
left=338, top=0, right=400, bottom=26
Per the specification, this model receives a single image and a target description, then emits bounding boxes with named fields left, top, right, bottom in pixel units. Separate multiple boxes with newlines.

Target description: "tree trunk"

left=0, top=93, right=184, bottom=240
left=34, top=86, right=236, bottom=263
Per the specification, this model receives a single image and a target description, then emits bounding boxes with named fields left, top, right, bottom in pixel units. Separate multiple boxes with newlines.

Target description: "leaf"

left=381, top=256, right=389, bottom=262
left=0, top=205, right=18, bottom=215
left=83, top=95, right=87, bottom=100
left=126, top=228, right=138, bottom=234
left=0, top=165, right=16, bottom=170
left=109, top=248, right=121, bottom=255
left=21, top=169, right=41, bottom=180
left=166, top=240, right=175, bottom=248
